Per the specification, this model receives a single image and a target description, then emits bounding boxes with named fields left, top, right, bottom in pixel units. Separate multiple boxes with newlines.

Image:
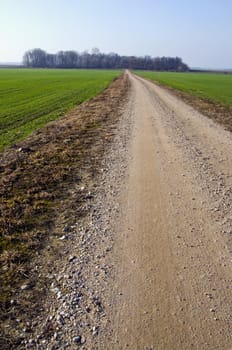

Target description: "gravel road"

left=101, top=72, right=232, bottom=349
left=24, top=72, right=232, bottom=349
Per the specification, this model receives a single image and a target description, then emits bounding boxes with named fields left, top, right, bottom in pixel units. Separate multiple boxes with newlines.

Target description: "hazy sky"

left=0, top=0, right=231, bottom=68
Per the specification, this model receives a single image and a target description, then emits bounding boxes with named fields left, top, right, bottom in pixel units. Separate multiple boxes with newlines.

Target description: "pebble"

left=69, top=255, right=77, bottom=263
left=59, top=235, right=68, bottom=240
left=18, top=147, right=32, bottom=153
left=57, top=291, right=63, bottom=299
left=73, top=335, right=82, bottom=344
left=86, top=192, right=94, bottom=200
left=92, top=326, right=99, bottom=336
left=81, top=336, right=86, bottom=344
left=57, top=314, right=65, bottom=325
left=21, top=284, right=31, bottom=291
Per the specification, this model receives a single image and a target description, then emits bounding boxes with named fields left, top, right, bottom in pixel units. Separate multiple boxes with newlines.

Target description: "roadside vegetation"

left=0, top=72, right=129, bottom=347
left=136, top=71, right=232, bottom=132
left=0, top=69, right=120, bottom=151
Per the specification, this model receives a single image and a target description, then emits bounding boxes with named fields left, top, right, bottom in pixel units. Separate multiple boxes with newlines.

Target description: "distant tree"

left=23, top=52, right=30, bottom=67
left=91, top=47, right=100, bottom=55
left=64, top=51, right=79, bottom=68
left=56, top=51, right=66, bottom=68
left=107, top=53, right=120, bottom=68
left=23, top=48, right=189, bottom=71
left=80, top=51, right=91, bottom=68
left=23, top=48, right=47, bottom=67
left=46, top=53, right=56, bottom=68
left=89, top=48, right=101, bottom=68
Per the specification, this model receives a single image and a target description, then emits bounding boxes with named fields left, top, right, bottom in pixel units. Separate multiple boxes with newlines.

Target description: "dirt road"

left=100, top=72, right=232, bottom=349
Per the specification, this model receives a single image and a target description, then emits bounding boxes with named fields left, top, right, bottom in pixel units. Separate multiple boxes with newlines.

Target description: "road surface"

left=101, top=72, right=232, bottom=349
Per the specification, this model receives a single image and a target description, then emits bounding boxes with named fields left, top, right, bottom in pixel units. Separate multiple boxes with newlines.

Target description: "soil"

left=0, top=71, right=232, bottom=349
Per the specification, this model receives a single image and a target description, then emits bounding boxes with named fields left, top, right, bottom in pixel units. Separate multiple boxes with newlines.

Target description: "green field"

left=0, top=69, right=121, bottom=151
left=135, top=71, right=232, bottom=106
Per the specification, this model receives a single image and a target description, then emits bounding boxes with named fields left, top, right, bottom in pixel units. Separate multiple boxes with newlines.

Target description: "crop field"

left=136, top=71, right=232, bottom=106
left=0, top=68, right=121, bottom=151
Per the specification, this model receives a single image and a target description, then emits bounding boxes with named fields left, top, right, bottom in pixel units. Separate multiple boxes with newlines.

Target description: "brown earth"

left=0, top=71, right=232, bottom=350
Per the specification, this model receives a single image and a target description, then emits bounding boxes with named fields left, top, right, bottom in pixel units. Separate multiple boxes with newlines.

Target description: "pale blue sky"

left=0, top=0, right=231, bottom=68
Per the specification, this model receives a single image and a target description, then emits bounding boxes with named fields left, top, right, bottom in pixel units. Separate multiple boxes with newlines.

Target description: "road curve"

left=102, top=72, right=232, bottom=349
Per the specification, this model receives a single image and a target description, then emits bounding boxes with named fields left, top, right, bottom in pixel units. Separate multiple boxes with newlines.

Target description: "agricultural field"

left=0, top=68, right=121, bottom=151
left=136, top=71, right=232, bottom=107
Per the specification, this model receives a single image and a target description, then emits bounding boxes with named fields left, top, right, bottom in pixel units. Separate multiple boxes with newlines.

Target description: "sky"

left=0, top=0, right=231, bottom=69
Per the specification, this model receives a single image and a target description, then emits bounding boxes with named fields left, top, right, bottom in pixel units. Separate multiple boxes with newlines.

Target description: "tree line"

left=23, top=48, right=189, bottom=71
